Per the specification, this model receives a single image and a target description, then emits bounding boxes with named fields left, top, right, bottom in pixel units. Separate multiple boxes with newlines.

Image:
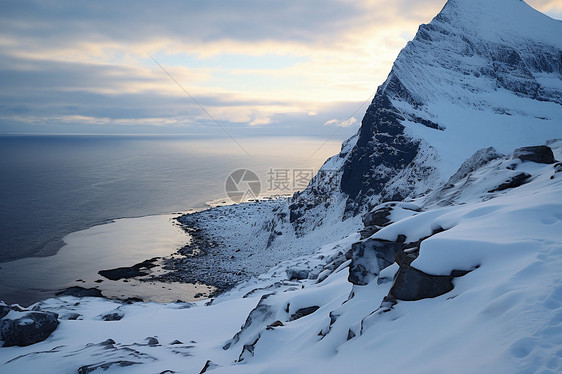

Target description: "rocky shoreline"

left=146, top=212, right=252, bottom=296
left=93, top=209, right=253, bottom=299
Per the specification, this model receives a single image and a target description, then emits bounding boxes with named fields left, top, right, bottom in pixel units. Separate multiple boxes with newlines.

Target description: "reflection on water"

left=0, top=135, right=341, bottom=262
left=0, top=214, right=201, bottom=305
left=0, top=135, right=342, bottom=305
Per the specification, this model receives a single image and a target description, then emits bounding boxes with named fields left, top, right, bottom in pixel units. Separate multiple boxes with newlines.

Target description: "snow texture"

left=1, top=142, right=561, bottom=374
left=2, top=1, right=562, bottom=373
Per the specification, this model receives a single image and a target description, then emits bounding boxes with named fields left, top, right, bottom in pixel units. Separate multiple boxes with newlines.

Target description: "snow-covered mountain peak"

left=439, top=0, right=561, bottom=46
left=291, top=0, right=562, bottom=220
left=1, top=3, right=561, bottom=373
left=392, top=0, right=562, bottom=107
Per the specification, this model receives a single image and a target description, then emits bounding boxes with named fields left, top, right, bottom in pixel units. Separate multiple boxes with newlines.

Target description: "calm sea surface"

left=0, top=135, right=341, bottom=304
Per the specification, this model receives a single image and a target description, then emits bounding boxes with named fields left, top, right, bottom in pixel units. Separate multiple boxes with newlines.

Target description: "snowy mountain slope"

left=165, top=134, right=362, bottom=290
left=2, top=1, right=562, bottom=372
left=1, top=141, right=561, bottom=373
left=293, top=0, right=562, bottom=220
left=165, top=0, right=562, bottom=292
left=168, top=196, right=360, bottom=290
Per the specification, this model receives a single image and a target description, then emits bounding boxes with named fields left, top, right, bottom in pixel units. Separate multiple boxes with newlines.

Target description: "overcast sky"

left=0, top=0, right=560, bottom=138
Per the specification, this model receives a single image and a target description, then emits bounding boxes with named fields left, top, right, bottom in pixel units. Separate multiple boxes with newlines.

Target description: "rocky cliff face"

left=291, top=0, right=562, bottom=226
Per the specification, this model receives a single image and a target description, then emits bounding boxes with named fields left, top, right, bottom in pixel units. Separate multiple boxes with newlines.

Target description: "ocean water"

left=0, top=134, right=342, bottom=304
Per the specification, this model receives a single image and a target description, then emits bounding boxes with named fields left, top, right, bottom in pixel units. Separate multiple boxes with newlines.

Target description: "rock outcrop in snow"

left=0, top=303, right=59, bottom=347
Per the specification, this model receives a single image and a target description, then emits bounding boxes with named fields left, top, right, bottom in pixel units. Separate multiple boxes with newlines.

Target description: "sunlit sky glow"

left=0, top=0, right=560, bottom=138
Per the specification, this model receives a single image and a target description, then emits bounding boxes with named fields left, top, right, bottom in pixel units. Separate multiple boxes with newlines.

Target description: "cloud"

left=0, top=0, right=558, bottom=135
left=323, top=119, right=340, bottom=126
left=324, top=117, right=358, bottom=128
left=0, top=0, right=446, bottom=135
left=249, top=116, right=272, bottom=127
left=0, top=1, right=367, bottom=48
left=340, top=117, right=358, bottom=127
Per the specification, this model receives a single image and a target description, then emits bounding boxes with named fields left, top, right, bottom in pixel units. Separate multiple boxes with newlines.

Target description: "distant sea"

left=0, top=134, right=341, bottom=304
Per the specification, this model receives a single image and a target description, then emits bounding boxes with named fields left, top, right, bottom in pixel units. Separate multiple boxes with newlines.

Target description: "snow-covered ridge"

left=167, top=0, right=562, bottom=279
left=293, top=0, right=562, bottom=220
left=1, top=141, right=561, bottom=373
left=1, top=1, right=561, bottom=372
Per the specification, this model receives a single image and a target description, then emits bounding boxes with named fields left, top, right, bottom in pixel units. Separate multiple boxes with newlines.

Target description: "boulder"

left=146, top=337, right=159, bottom=346
left=362, top=206, right=393, bottom=228
left=98, top=258, right=158, bottom=281
left=102, top=312, right=124, bottom=321
left=348, top=262, right=371, bottom=286
left=513, top=145, right=555, bottom=164
left=1, top=311, right=59, bottom=347
left=286, top=268, right=310, bottom=281
left=55, top=286, right=104, bottom=298
left=390, top=264, right=454, bottom=301
left=289, top=306, right=320, bottom=321
left=488, top=172, right=531, bottom=192
left=266, top=320, right=284, bottom=330
left=100, top=338, right=116, bottom=347
left=347, top=238, right=413, bottom=285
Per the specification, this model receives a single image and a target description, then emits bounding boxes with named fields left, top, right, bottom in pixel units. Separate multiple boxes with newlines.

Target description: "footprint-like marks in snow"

left=510, top=337, right=537, bottom=358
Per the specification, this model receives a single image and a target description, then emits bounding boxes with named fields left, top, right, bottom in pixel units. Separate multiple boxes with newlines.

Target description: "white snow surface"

left=1, top=142, right=561, bottom=373
left=386, top=0, right=562, bottom=182
left=2, top=1, right=562, bottom=372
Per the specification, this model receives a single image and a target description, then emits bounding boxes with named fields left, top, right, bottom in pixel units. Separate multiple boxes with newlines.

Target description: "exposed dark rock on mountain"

left=286, top=268, right=310, bottom=281
left=488, top=172, right=532, bottom=192
left=78, top=361, right=141, bottom=374
left=199, top=360, right=219, bottom=374
left=513, top=145, right=556, bottom=164
left=101, top=311, right=124, bottom=321
left=347, top=239, right=412, bottom=286
left=340, top=94, right=422, bottom=216
left=289, top=306, right=320, bottom=321
left=389, top=265, right=455, bottom=301
left=289, top=0, right=562, bottom=227
left=223, top=293, right=275, bottom=350
left=1, top=310, right=59, bottom=347
left=55, top=286, right=104, bottom=298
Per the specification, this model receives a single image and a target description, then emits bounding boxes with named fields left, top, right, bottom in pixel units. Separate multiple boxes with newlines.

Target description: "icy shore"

left=1, top=141, right=561, bottom=373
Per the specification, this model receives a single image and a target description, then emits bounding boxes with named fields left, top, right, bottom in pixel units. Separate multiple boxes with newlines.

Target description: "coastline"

left=0, top=213, right=214, bottom=306
left=0, top=192, right=355, bottom=307
left=149, top=194, right=361, bottom=295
